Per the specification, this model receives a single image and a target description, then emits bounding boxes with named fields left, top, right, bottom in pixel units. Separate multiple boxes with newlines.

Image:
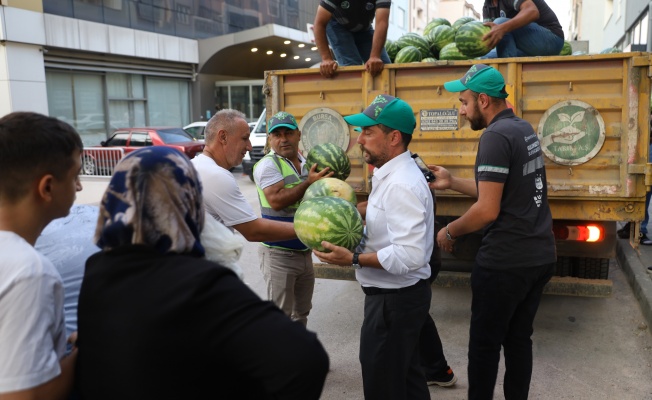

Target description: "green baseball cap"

left=267, top=111, right=298, bottom=133
left=344, top=94, right=416, bottom=135
left=443, top=64, right=508, bottom=99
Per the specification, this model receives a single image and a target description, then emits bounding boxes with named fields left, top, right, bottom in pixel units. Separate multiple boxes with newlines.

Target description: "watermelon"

left=396, top=33, right=431, bottom=58
left=423, top=18, right=451, bottom=37
left=303, top=177, right=357, bottom=205
left=394, top=45, right=423, bottom=63
left=421, top=57, right=437, bottom=63
left=305, top=143, right=351, bottom=181
left=455, top=21, right=492, bottom=58
left=294, top=197, right=364, bottom=252
left=452, top=16, right=475, bottom=32
left=559, top=41, right=572, bottom=56
left=385, top=39, right=400, bottom=62
left=600, top=47, right=620, bottom=54
left=425, top=25, right=455, bottom=53
left=438, top=42, right=469, bottom=60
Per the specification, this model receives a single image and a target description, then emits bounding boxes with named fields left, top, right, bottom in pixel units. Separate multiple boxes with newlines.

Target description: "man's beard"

left=361, top=146, right=389, bottom=168
left=468, top=102, right=485, bottom=131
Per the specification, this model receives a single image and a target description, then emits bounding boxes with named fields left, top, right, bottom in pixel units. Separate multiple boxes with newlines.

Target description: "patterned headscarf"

left=95, top=147, right=205, bottom=257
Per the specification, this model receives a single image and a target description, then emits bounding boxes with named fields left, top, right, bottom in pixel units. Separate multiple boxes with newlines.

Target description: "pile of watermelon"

left=386, top=16, right=494, bottom=63
left=295, top=144, right=363, bottom=252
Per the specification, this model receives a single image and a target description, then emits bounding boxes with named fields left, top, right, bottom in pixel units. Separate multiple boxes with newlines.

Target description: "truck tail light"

left=553, top=223, right=604, bottom=242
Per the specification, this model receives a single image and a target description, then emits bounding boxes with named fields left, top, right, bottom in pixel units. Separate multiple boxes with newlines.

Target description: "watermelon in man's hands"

left=306, top=143, right=351, bottom=181
left=294, top=197, right=363, bottom=252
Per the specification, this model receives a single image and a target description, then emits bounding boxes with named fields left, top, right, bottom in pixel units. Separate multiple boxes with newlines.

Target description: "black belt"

left=361, top=279, right=428, bottom=296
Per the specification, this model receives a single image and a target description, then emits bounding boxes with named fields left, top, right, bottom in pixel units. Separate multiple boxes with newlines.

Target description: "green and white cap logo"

left=537, top=100, right=605, bottom=166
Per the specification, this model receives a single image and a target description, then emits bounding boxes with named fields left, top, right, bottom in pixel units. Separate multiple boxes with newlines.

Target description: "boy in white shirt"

left=0, top=112, right=83, bottom=399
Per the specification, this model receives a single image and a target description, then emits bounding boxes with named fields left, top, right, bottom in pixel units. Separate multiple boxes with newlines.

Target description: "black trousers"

left=468, top=262, right=554, bottom=400
left=419, top=266, right=449, bottom=378
left=359, top=279, right=432, bottom=400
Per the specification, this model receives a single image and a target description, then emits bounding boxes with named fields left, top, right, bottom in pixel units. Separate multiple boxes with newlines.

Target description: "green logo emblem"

left=537, top=100, right=605, bottom=166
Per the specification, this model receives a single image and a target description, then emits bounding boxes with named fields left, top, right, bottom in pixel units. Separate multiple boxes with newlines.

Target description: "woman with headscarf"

left=75, top=147, right=329, bottom=400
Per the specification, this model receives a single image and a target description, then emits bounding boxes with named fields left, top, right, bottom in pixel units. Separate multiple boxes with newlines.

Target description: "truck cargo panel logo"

left=298, top=108, right=350, bottom=154
left=537, top=100, right=605, bottom=166
left=420, top=109, right=459, bottom=131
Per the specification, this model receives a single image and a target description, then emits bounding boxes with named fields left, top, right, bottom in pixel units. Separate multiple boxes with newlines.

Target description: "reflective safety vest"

left=253, top=154, right=308, bottom=251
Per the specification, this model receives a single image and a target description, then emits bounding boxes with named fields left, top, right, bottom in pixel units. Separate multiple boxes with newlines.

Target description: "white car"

left=184, top=121, right=257, bottom=140
left=183, top=121, right=207, bottom=140
left=242, top=109, right=268, bottom=181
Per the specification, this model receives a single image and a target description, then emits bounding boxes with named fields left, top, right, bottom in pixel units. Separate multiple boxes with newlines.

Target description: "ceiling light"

left=251, top=48, right=258, bottom=52
left=311, top=46, right=318, bottom=51
left=298, top=43, right=305, bottom=48
left=284, top=40, right=291, bottom=44
left=293, top=55, right=300, bottom=59
left=305, top=57, right=311, bottom=62
left=280, top=53, right=287, bottom=58
left=266, top=50, right=273, bottom=55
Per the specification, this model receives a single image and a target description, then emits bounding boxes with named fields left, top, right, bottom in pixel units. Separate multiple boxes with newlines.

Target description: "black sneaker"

left=640, top=233, right=652, bottom=245
left=426, top=367, right=457, bottom=387
left=617, top=222, right=631, bottom=239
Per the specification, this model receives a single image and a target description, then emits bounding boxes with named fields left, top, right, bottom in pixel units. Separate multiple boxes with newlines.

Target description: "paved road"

left=232, top=169, right=652, bottom=400
left=78, top=170, right=652, bottom=399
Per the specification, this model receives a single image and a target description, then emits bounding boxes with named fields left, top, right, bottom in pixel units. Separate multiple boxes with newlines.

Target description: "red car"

left=82, top=127, right=204, bottom=176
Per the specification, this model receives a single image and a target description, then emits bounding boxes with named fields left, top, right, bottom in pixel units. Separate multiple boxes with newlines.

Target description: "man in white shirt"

left=315, top=95, right=433, bottom=399
left=0, top=112, right=82, bottom=399
left=191, top=109, right=297, bottom=242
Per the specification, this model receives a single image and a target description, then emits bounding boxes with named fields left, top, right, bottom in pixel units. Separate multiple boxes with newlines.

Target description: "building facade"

left=6, top=0, right=412, bottom=145
left=570, top=0, right=650, bottom=53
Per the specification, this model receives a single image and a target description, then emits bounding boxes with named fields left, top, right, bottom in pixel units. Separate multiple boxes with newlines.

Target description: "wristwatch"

left=352, top=252, right=362, bottom=269
left=445, top=224, right=457, bottom=241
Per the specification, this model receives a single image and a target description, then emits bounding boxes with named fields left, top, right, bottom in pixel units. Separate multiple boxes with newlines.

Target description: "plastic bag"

left=201, top=212, right=245, bottom=280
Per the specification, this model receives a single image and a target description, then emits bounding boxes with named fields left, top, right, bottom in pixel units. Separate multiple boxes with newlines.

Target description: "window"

left=214, top=80, right=264, bottom=122
left=268, top=0, right=279, bottom=17
left=107, top=73, right=146, bottom=129
left=147, top=78, right=190, bottom=126
left=46, top=71, right=106, bottom=146
left=106, top=132, right=130, bottom=146
left=130, top=132, right=151, bottom=146
left=156, top=128, right=194, bottom=144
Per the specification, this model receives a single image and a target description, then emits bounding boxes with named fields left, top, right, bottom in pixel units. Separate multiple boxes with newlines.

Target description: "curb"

left=615, top=239, right=652, bottom=330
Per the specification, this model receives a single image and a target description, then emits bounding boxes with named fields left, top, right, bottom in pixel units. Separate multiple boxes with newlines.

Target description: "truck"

left=262, top=52, right=652, bottom=297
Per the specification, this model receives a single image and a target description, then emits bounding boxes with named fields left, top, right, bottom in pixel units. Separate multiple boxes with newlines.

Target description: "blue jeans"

left=468, top=262, right=554, bottom=400
left=326, top=18, right=391, bottom=66
left=481, top=18, right=564, bottom=58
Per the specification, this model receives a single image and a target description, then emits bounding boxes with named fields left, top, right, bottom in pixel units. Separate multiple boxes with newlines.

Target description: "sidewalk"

left=616, top=237, right=652, bottom=330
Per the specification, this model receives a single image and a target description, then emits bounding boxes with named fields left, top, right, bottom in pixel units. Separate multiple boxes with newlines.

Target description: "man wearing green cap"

left=253, top=111, right=332, bottom=326
left=315, top=94, right=434, bottom=399
left=432, top=64, right=556, bottom=399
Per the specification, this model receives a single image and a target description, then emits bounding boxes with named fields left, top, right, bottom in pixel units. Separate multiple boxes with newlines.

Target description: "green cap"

left=344, top=94, right=416, bottom=135
left=267, top=111, right=298, bottom=133
left=443, top=64, right=508, bottom=99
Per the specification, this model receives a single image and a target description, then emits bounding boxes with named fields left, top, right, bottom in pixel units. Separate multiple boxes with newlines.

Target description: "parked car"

left=184, top=121, right=256, bottom=139
left=242, top=109, right=268, bottom=181
left=183, top=121, right=207, bottom=139
left=83, top=127, right=204, bottom=176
